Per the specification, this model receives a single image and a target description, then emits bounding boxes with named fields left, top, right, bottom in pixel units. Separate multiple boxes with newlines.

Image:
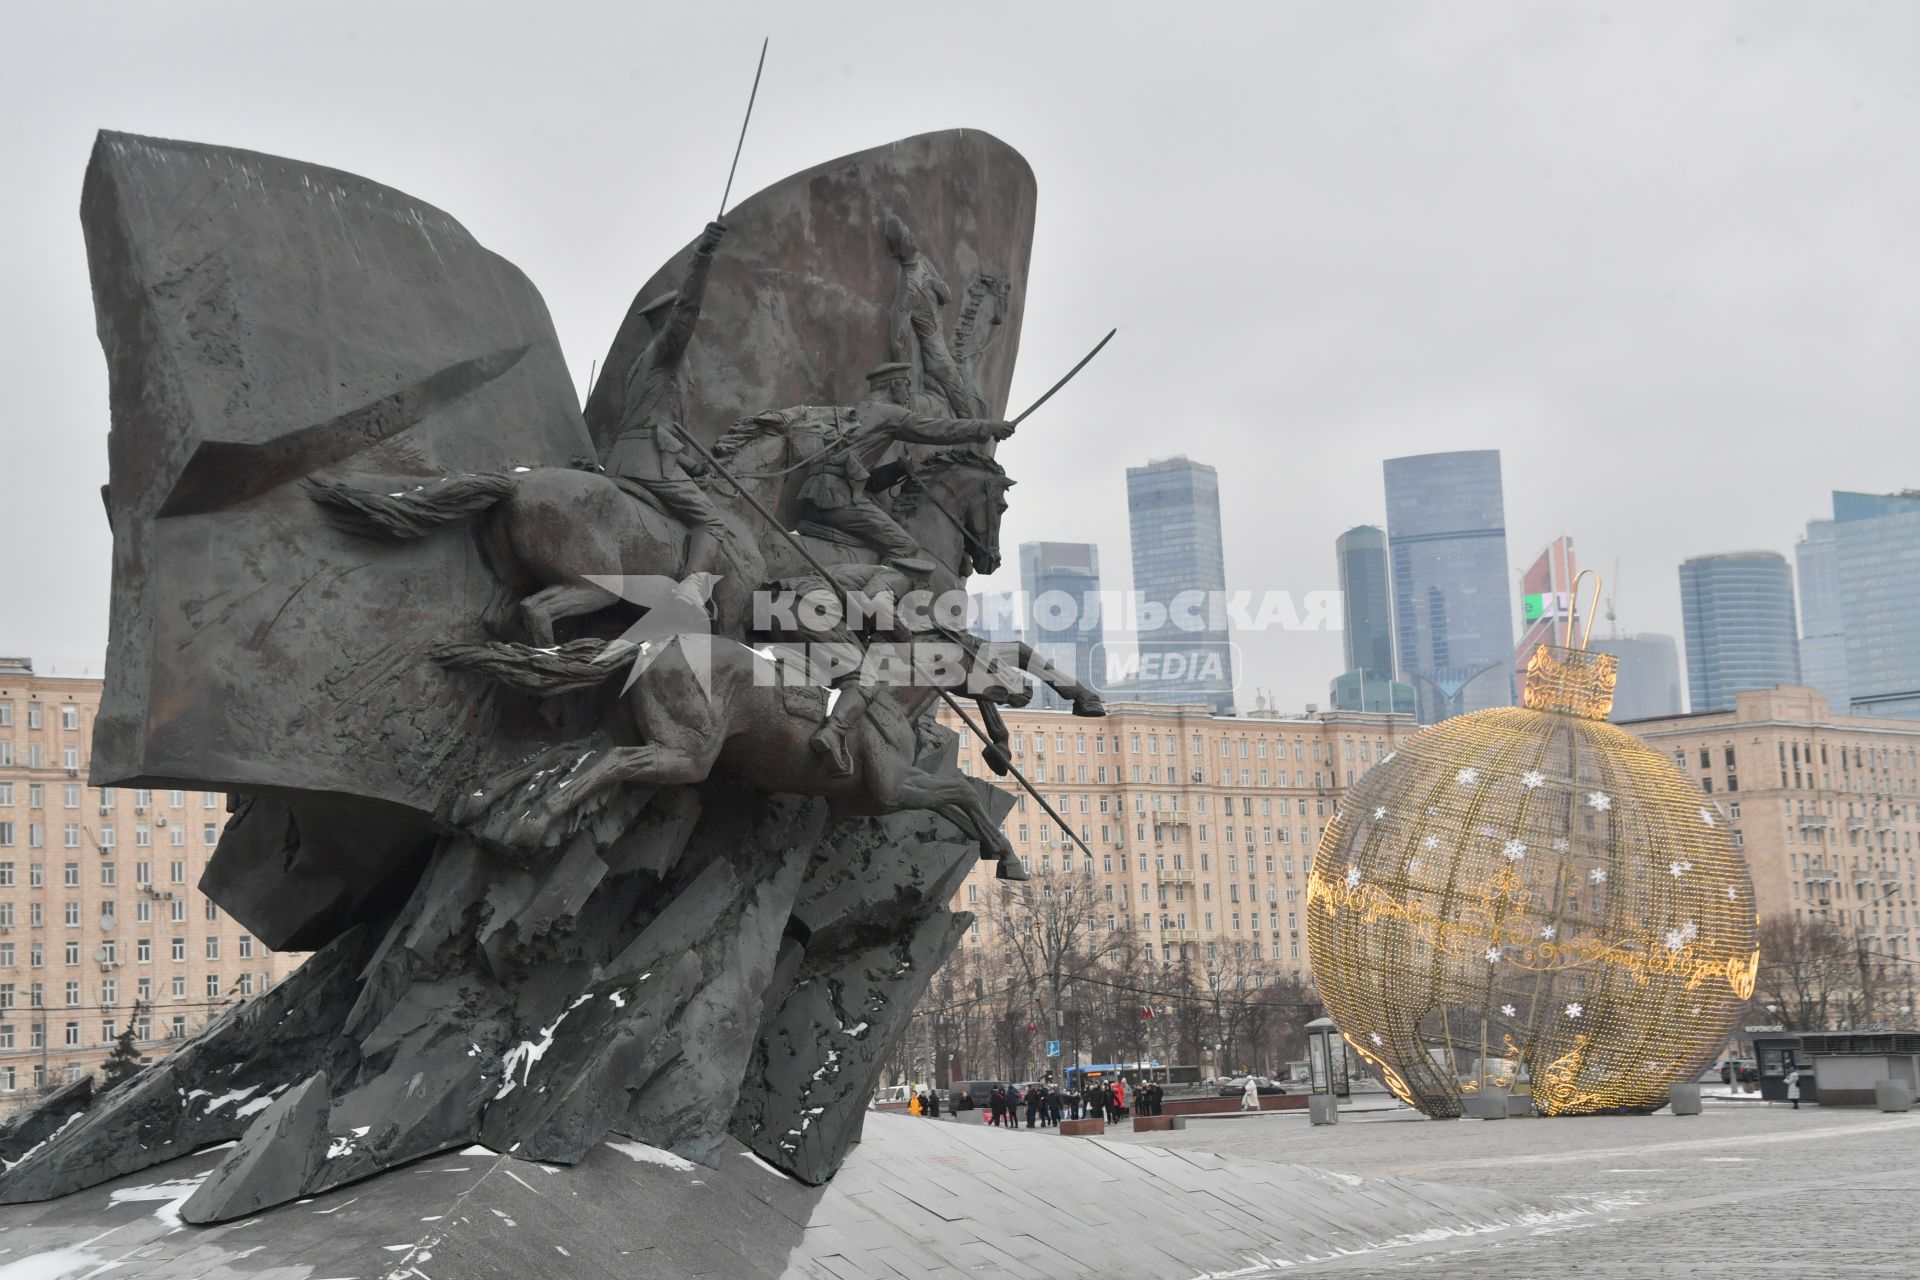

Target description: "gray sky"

left=3, top=1, right=1914, bottom=709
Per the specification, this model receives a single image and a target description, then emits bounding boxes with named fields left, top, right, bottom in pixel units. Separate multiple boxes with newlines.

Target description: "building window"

left=170, top=938, right=186, bottom=963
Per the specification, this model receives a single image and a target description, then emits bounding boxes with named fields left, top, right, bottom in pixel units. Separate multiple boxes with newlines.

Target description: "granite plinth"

left=0, top=1112, right=1573, bottom=1279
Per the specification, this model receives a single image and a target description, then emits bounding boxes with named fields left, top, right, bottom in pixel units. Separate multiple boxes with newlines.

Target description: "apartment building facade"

left=1627, top=686, right=1920, bottom=965
left=0, top=659, right=304, bottom=1111
left=937, top=700, right=1416, bottom=981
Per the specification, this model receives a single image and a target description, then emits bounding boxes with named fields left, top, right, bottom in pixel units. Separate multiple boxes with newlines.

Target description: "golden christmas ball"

left=1307, top=643, right=1758, bottom=1117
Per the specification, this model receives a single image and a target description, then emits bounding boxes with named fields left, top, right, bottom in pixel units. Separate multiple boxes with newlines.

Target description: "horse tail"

left=307, top=472, right=518, bottom=540
left=430, top=637, right=619, bottom=696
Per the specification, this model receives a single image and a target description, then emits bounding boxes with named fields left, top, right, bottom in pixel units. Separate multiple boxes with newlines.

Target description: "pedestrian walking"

left=989, top=1086, right=1007, bottom=1127
left=1242, top=1076, right=1260, bottom=1112
left=1786, top=1068, right=1802, bottom=1110
left=927, top=1090, right=941, bottom=1119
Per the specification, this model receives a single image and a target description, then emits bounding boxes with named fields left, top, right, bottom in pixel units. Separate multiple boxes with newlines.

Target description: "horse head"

left=900, top=449, right=1015, bottom=578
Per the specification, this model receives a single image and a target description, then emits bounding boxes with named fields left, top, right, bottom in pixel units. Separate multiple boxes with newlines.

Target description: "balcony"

left=1798, top=816, right=1833, bottom=830
left=1155, top=867, right=1195, bottom=884
left=1157, top=927, right=1200, bottom=944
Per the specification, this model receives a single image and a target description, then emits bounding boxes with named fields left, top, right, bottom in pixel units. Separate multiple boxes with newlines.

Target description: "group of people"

left=905, top=1090, right=943, bottom=1117
left=977, top=1077, right=1168, bottom=1127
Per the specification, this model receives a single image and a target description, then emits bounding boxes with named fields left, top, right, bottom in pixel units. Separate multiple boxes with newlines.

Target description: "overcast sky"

left=3, top=1, right=1914, bottom=710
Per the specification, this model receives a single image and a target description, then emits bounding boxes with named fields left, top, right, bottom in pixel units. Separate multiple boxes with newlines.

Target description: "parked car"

left=1215, top=1075, right=1288, bottom=1097
left=947, top=1080, right=1009, bottom=1112
left=1718, top=1058, right=1760, bottom=1083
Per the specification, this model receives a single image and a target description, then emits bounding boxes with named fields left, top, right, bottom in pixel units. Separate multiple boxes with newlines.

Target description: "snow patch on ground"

left=108, top=1174, right=211, bottom=1227
left=607, top=1140, right=695, bottom=1171
left=0, top=1246, right=110, bottom=1280
left=739, top=1150, right=793, bottom=1180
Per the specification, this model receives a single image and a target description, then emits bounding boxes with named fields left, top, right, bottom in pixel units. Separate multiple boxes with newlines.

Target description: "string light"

left=1308, top=642, right=1758, bottom=1117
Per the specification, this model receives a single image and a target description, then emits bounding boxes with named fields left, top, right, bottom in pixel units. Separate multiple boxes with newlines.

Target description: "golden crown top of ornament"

left=1521, top=643, right=1620, bottom=720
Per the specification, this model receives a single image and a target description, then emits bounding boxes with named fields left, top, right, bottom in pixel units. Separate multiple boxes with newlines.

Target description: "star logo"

left=584, top=572, right=721, bottom=699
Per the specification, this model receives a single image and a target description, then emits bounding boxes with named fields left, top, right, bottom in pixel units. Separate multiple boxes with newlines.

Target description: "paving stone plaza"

left=1101, top=1100, right=1920, bottom=1277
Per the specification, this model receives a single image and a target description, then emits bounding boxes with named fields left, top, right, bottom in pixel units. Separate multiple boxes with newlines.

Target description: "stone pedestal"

left=1461, top=1092, right=1509, bottom=1120
left=1874, top=1080, right=1913, bottom=1112
left=1309, top=1095, right=1340, bottom=1125
left=1059, top=1118, right=1106, bottom=1136
left=1668, top=1084, right=1703, bottom=1115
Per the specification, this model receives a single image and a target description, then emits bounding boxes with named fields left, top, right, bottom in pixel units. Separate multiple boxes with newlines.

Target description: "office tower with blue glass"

left=1016, top=541, right=1104, bottom=710
left=1330, top=525, right=1414, bottom=714
left=1124, top=456, right=1235, bottom=714
left=1382, top=450, right=1517, bottom=723
left=968, top=588, right=1023, bottom=645
left=1830, top=489, right=1920, bottom=719
left=1677, top=551, right=1802, bottom=712
left=1794, top=519, right=1849, bottom=711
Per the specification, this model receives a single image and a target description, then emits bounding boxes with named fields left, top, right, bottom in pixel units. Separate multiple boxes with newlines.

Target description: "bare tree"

left=1754, top=913, right=1857, bottom=1031
left=989, top=867, right=1133, bottom=1078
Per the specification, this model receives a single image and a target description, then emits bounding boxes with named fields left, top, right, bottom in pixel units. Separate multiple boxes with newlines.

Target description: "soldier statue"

left=602, top=220, right=731, bottom=577
left=793, top=362, right=1015, bottom=566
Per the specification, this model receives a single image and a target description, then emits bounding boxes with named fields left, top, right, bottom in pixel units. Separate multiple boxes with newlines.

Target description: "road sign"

left=1045, top=1040, right=1061, bottom=1058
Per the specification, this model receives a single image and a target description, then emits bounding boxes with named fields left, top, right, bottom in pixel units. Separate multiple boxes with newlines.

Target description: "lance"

left=667, top=421, right=1099, bottom=867
left=718, top=38, right=769, bottom=220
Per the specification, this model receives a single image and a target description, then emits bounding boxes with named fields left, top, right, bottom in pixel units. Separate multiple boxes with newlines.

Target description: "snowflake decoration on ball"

left=1503, top=839, right=1528, bottom=861
left=1540, top=924, right=1557, bottom=940
left=1565, top=1002, right=1584, bottom=1019
left=1370, top=1032, right=1383, bottom=1046
left=1372, top=806, right=1387, bottom=821
left=1699, top=807, right=1717, bottom=827
left=1484, top=947, right=1502, bottom=963
left=1589, top=867, right=1607, bottom=885
left=1551, top=837, right=1571, bottom=854
left=1501, top=1004, right=1517, bottom=1017
left=1422, top=834, right=1440, bottom=851
left=1456, top=768, right=1480, bottom=786
left=1522, top=770, right=1546, bottom=790
left=1345, top=865, right=1361, bottom=888
left=1586, top=791, right=1612, bottom=811
left=1664, top=928, right=1687, bottom=952
left=1669, top=860, right=1692, bottom=878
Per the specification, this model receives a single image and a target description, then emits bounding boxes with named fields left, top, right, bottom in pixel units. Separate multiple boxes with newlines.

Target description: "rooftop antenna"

left=1605, top=558, right=1620, bottom=637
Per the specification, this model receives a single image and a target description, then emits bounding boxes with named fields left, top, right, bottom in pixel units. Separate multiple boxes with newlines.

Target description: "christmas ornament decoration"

left=1307, top=581, right=1757, bottom=1117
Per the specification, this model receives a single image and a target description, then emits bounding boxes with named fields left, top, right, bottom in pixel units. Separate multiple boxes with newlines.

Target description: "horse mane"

left=893, top=449, right=1010, bottom=515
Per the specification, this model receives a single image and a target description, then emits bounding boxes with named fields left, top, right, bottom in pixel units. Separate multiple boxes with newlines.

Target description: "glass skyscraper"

left=1794, top=519, right=1850, bottom=711
left=1677, top=551, right=1801, bottom=712
left=1124, top=456, right=1234, bottom=714
left=1016, top=541, right=1104, bottom=710
left=1330, top=525, right=1412, bottom=714
left=1382, top=450, right=1516, bottom=723
left=1831, top=490, right=1920, bottom=719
